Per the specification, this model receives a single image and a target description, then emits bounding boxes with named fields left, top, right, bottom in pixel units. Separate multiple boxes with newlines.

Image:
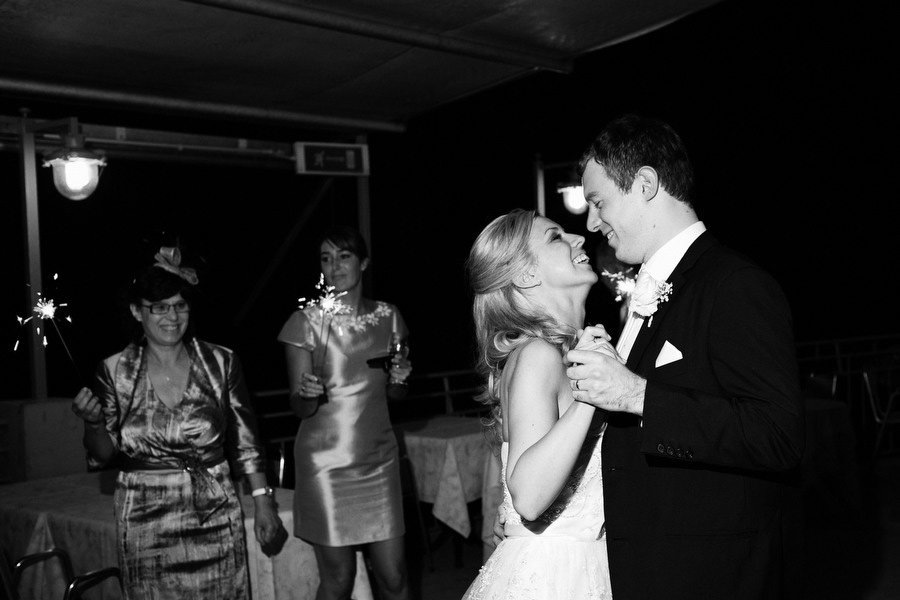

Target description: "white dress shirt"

left=615, top=221, right=707, bottom=360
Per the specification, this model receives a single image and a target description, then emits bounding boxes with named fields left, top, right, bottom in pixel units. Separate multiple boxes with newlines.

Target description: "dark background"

left=1, top=0, right=896, bottom=399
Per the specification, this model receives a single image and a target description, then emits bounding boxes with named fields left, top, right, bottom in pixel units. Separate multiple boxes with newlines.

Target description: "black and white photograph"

left=1, top=1, right=897, bottom=599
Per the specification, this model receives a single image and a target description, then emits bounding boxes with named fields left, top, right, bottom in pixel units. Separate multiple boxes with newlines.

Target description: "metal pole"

left=534, top=154, right=546, bottom=216
left=356, top=134, right=373, bottom=295
left=18, top=113, right=48, bottom=400
left=232, top=178, right=334, bottom=326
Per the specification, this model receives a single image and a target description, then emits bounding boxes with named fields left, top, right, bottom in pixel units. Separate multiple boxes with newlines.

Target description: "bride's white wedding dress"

left=462, top=424, right=612, bottom=599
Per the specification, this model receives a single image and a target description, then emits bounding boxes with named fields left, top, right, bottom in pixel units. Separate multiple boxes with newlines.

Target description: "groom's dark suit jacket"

left=602, top=231, right=805, bottom=600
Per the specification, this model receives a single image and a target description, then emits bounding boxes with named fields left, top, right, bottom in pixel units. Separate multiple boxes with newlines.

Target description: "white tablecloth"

left=399, top=416, right=493, bottom=538
left=0, top=471, right=373, bottom=600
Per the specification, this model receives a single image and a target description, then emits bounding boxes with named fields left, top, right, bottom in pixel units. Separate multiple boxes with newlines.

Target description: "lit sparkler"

left=14, top=274, right=81, bottom=379
left=296, top=273, right=351, bottom=405
left=297, top=273, right=349, bottom=315
left=601, top=268, right=637, bottom=302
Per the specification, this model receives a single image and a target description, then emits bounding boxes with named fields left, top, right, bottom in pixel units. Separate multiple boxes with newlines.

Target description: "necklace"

left=147, top=347, right=188, bottom=408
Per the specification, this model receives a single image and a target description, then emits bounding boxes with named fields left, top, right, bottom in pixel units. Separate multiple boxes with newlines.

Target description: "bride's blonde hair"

left=466, top=209, right=577, bottom=442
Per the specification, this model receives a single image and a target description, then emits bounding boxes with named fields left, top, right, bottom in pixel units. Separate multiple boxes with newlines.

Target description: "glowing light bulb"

left=45, top=153, right=105, bottom=200
left=63, top=159, right=94, bottom=192
left=559, top=185, right=587, bottom=214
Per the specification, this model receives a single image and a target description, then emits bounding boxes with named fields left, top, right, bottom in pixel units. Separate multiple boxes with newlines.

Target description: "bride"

left=462, top=209, right=614, bottom=599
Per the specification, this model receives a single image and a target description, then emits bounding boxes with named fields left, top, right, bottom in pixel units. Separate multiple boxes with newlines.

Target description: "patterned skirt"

left=114, top=462, right=249, bottom=600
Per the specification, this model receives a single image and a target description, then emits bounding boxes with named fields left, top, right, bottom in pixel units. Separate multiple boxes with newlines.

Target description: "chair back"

left=862, top=366, right=900, bottom=457
left=863, top=367, right=899, bottom=422
left=0, top=545, right=121, bottom=600
left=803, top=371, right=839, bottom=403
left=0, top=546, right=76, bottom=600
left=863, top=370, right=881, bottom=421
left=63, top=566, right=122, bottom=600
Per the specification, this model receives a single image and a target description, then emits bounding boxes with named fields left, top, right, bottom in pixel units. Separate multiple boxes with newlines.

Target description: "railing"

left=254, top=334, right=900, bottom=484
left=249, top=368, right=487, bottom=486
left=797, top=333, right=900, bottom=377
left=250, top=368, right=484, bottom=427
left=796, top=333, right=900, bottom=459
left=392, top=368, right=486, bottom=419
left=253, top=334, right=900, bottom=426
left=796, top=334, right=900, bottom=406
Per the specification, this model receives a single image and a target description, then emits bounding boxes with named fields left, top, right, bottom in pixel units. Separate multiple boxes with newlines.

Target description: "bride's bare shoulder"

left=503, top=338, right=563, bottom=388
left=513, top=338, right=561, bottom=366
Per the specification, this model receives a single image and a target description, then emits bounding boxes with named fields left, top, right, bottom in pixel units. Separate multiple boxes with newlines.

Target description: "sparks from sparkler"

left=296, top=273, right=352, bottom=406
left=14, top=274, right=81, bottom=379
left=297, top=273, right=352, bottom=333
left=601, top=268, right=637, bottom=303
left=297, top=273, right=350, bottom=314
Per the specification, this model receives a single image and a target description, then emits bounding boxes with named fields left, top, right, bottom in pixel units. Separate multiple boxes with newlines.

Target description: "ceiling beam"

left=0, top=76, right=406, bottom=133
left=0, top=115, right=331, bottom=168
left=180, top=0, right=572, bottom=74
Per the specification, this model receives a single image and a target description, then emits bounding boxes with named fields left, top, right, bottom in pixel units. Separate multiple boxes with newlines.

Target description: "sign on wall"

left=294, top=142, right=369, bottom=176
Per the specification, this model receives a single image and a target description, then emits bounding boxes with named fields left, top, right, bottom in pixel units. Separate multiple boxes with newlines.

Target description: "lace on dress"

left=463, top=423, right=611, bottom=600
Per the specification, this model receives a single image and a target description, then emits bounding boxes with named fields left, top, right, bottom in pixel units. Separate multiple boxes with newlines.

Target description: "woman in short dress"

left=278, top=226, right=412, bottom=600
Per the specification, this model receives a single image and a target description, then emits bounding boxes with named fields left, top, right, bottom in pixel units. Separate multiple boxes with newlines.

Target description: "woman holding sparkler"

left=71, top=247, right=284, bottom=600
left=278, top=226, right=413, bottom=600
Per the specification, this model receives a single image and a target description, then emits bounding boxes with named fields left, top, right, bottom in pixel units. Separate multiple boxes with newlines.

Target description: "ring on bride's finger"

left=574, top=379, right=581, bottom=391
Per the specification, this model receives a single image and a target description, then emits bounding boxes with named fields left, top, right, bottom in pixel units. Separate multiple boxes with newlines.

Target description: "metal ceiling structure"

left=0, top=0, right=722, bottom=134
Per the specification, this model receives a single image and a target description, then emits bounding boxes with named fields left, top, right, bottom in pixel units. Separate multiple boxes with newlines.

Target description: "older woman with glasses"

left=71, top=247, right=284, bottom=600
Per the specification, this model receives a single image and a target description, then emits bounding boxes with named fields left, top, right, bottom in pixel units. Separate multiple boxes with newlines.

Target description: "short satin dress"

left=278, top=298, right=407, bottom=546
left=91, top=339, right=266, bottom=600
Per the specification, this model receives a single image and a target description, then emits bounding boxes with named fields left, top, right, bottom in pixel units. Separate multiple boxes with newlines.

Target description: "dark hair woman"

left=71, top=246, right=284, bottom=599
left=278, top=226, right=413, bottom=600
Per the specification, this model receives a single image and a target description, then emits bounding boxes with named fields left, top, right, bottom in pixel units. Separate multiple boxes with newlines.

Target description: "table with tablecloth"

left=0, top=471, right=373, bottom=600
left=397, top=415, right=499, bottom=541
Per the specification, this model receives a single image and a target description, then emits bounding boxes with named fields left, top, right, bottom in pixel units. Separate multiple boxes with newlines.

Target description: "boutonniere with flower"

left=601, top=268, right=636, bottom=302
left=629, top=271, right=673, bottom=326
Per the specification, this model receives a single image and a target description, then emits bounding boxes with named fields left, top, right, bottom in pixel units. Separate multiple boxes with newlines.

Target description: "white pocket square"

left=655, top=340, right=683, bottom=368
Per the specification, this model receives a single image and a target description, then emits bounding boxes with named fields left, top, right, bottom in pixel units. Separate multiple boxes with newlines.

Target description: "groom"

left=567, top=114, right=805, bottom=599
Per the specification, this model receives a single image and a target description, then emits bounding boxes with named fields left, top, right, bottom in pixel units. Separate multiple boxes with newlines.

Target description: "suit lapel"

left=625, top=231, right=717, bottom=371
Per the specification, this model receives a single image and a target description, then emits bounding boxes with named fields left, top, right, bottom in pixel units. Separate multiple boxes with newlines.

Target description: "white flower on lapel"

left=629, top=270, right=673, bottom=322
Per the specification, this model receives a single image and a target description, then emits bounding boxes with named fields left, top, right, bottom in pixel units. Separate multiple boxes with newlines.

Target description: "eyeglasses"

left=141, top=301, right=190, bottom=315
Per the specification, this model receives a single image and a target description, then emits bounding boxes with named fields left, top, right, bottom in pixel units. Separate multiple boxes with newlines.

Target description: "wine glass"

left=387, top=333, right=410, bottom=397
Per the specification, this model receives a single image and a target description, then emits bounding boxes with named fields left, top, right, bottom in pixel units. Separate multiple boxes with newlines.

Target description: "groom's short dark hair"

left=579, top=114, right=694, bottom=205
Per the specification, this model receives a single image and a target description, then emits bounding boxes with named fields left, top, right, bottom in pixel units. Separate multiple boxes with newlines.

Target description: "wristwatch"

left=251, top=486, right=275, bottom=498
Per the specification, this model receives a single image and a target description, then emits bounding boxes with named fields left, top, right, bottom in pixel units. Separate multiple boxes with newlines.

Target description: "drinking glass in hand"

left=387, top=333, right=409, bottom=399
